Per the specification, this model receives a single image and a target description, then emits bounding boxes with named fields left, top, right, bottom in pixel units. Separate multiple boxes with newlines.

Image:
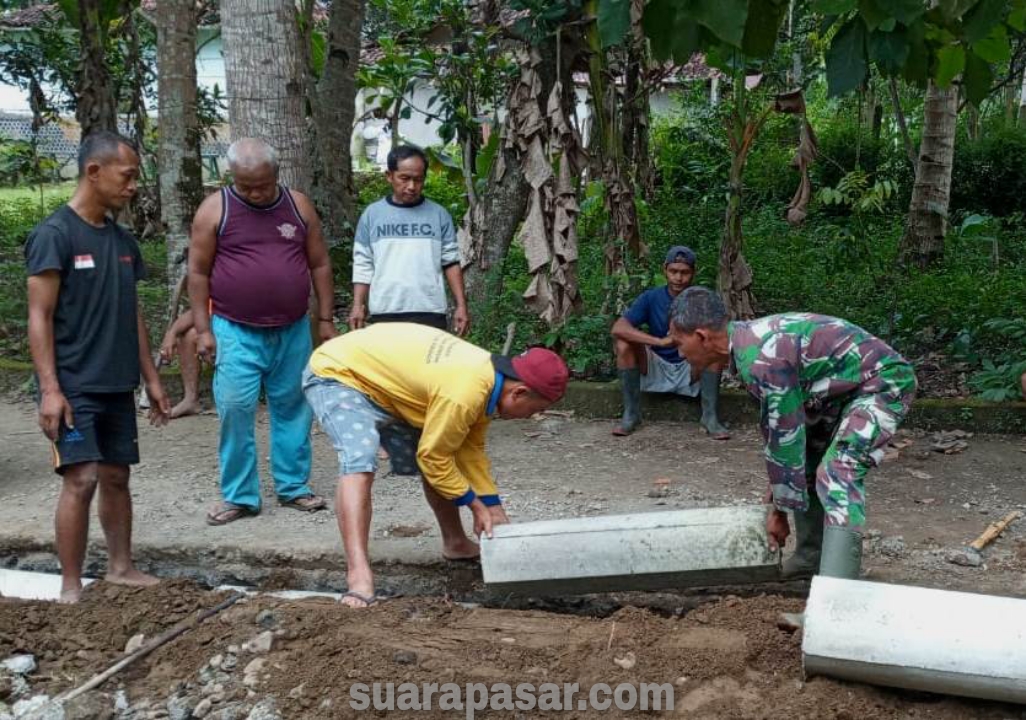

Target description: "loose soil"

left=2, top=582, right=1024, bottom=719
left=2, top=397, right=1026, bottom=717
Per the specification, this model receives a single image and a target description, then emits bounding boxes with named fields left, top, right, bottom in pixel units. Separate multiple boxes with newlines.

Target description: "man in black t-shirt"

left=25, top=131, right=171, bottom=604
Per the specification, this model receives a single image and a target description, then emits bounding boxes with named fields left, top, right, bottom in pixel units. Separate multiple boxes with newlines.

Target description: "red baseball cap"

left=492, top=348, right=569, bottom=402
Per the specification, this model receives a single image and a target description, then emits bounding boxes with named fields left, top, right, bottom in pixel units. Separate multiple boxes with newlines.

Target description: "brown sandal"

left=206, top=503, right=260, bottom=526
left=278, top=494, right=327, bottom=512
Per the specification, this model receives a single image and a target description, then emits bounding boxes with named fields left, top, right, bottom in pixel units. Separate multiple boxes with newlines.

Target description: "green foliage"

left=0, top=2, right=153, bottom=124
left=0, top=184, right=170, bottom=360
left=353, top=167, right=467, bottom=220
left=817, top=170, right=897, bottom=213
left=0, top=137, right=59, bottom=187
left=360, top=0, right=515, bottom=153
left=357, top=34, right=436, bottom=126
left=826, top=19, right=868, bottom=97
left=743, top=117, right=804, bottom=205
left=0, top=11, right=79, bottom=118
left=825, top=0, right=1021, bottom=103
left=624, top=0, right=1022, bottom=107
left=467, top=109, right=1026, bottom=394
left=965, top=320, right=1026, bottom=401
left=950, top=127, right=1026, bottom=217
left=597, top=0, right=631, bottom=48
left=0, top=191, right=70, bottom=358
left=952, top=213, right=1000, bottom=268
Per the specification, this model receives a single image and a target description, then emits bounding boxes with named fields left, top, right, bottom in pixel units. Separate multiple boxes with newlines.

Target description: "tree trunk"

left=719, top=150, right=756, bottom=319
left=390, top=100, right=401, bottom=141
left=622, top=0, right=652, bottom=201
left=718, top=75, right=763, bottom=320
left=901, top=80, right=958, bottom=271
left=1019, top=69, right=1026, bottom=125
left=461, top=39, right=560, bottom=306
left=584, top=0, right=642, bottom=277
left=222, top=0, right=311, bottom=191
left=75, top=0, right=117, bottom=137
left=308, top=0, right=363, bottom=250
left=888, top=78, right=918, bottom=172
left=156, top=0, right=204, bottom=314
left=787, top=0, right=802, bottom=87
left=461, top=145, right=530, bottom=303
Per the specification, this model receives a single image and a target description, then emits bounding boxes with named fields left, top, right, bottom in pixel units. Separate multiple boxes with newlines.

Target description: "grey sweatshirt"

left=352, top=197, right=460, bottom=315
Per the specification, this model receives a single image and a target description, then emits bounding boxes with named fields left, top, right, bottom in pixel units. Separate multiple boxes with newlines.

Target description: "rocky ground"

left=2, top=397, right=1026, bottom=718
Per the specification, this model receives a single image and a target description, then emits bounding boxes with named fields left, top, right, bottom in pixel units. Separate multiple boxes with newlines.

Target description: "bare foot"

left=170, top=398, right=202, bottom=419
left=59, top=586, right=82, bottom=604
left=105, top=568, right=160, bottom=587
left=442, top=536, right=480, bottom=561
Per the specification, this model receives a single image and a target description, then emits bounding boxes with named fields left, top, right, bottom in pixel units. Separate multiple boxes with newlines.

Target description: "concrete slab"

left=0, top=568, right=95, bottom=601
left=0, top=570, right=342, bottom=603
left=803, top=576, right=1026, bottom=704
left=480, top=505, right=781, bottom=595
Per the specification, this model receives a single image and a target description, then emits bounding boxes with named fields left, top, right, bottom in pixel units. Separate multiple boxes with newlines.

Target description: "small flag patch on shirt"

left=74, top=254, right=95, bottom=269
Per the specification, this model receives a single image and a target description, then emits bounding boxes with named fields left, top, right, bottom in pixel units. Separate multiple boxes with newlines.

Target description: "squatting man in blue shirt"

left=610, top=245, right=730, bottom=439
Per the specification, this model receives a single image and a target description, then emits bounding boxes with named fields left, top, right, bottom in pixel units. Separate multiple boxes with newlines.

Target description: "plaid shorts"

left=302, top=368, right=421, bottom=476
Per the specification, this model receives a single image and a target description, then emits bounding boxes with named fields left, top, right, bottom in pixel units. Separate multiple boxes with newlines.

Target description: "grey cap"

left=664, top=245, right=696, bottom=267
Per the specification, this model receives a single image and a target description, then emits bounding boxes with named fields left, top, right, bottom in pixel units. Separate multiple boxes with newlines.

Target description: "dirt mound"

left=0, top=579, right=230, bottom=688
left=1, top=581, right=1022, bottom=718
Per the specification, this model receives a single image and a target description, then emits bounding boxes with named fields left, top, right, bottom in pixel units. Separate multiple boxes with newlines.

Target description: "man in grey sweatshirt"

left=348, top=145, right=470, bottom=335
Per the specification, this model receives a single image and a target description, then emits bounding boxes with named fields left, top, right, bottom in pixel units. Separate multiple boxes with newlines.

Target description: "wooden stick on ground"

left=502, top=322, right=517, bottom=356
left=969, top=511, right=1023, bottom=552
left=57, top=592, right=246, bottom=704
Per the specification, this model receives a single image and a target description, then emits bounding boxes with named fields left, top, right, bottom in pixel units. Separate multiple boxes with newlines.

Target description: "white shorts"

left=641, top=347, right=700, bottom=397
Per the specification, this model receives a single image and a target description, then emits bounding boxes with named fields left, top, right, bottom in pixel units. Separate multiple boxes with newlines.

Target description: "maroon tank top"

left=209, top=185, right=311, bottom=327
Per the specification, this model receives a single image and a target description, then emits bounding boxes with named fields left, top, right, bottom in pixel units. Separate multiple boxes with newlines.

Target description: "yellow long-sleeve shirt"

left=308, top=323, right=501, bottom=504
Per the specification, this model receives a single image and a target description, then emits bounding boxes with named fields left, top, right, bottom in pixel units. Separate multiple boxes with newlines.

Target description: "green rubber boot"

left=699, top=370, right=730, bottom=438
left=781, top=495, right=825, bottom=580
left=778, top=523, right=863, bottom=632
left=613, top=368, right=642, bottom=436
left=819, top=525, right=864, bottom=579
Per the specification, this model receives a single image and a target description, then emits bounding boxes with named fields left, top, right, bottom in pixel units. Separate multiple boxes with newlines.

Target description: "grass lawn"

left=0, top=182, right=75, bottom=206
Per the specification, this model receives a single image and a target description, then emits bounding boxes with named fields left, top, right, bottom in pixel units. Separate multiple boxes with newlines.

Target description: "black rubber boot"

left=781, top=494, right=826, bottom=580
left=613, top=368, right=642, bottom=436
left=699, top=370, right=730, bottom=438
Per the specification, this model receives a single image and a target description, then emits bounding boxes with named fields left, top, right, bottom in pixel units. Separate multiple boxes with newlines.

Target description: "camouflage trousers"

left=806, top=373, right=916, bottom=529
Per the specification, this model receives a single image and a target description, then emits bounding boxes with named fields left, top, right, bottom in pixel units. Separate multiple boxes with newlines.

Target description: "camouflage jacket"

left=728, top=313, right=915, bottom=510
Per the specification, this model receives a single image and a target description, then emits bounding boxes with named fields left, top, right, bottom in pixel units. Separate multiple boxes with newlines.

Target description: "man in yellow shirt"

left=304, top=323, right=569, bottom=607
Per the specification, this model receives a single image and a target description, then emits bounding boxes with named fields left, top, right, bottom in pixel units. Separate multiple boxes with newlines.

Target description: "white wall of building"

left=1, top=29, right=685, bottom=164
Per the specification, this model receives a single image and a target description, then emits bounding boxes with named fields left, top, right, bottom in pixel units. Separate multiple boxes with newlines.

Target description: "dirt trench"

left=2, top=578, right=1025, bottom=720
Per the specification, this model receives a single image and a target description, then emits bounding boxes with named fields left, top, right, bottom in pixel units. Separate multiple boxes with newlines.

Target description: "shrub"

left=964, top=319, right=1026, bottom=401
left=950, top=127, right=1026, bottom=217
left=353, top=167, right=468, bottom=219
left=0, top=194, right=70, bottom=359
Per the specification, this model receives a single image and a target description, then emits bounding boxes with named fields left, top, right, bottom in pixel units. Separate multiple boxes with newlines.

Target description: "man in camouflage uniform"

left=667, top=287, right=917, bottom=579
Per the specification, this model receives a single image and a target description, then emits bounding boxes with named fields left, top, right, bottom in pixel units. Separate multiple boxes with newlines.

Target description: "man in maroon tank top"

left=188, top=138, right=336, bottom=525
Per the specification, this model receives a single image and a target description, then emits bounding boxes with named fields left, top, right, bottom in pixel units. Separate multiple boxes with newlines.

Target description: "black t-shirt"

left=24, top=205, right=146, bottom=393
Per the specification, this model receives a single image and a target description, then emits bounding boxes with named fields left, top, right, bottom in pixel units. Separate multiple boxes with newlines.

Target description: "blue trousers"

left=212, top=315, right=313, bottom=509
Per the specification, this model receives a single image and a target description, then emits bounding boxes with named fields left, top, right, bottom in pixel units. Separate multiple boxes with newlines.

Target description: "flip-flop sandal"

left=340, top=590, right=379, bottom=608
left=278, top=494, right=327, bottom=512
left=206, top=503, right=259, bottom=526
